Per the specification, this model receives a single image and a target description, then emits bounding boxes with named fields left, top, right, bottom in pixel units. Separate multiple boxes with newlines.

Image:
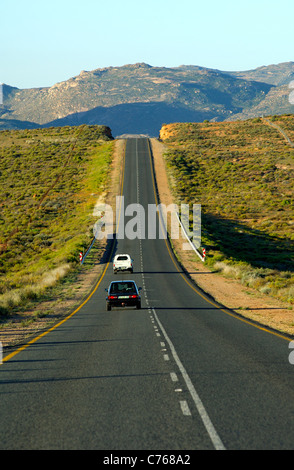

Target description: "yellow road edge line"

left=147, top=139, right=292, bottom=344
left=2, top=139, right=126, bottom=364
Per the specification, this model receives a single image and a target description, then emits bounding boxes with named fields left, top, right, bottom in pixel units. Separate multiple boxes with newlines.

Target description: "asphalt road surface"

left=1, top=138, right=294, bottom=450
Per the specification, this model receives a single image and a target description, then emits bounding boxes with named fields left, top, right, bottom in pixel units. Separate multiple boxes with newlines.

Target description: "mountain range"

left=1, top=62, right=294, bottom=136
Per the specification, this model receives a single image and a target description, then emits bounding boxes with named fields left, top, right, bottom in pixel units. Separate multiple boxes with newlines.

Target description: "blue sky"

left=1, top=0, right=294, bottom=89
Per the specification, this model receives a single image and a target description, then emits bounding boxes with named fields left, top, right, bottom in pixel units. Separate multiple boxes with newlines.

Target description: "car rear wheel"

left=136, top=301, right=141, bottom=309
left=106, top=303, right=112, bottom=311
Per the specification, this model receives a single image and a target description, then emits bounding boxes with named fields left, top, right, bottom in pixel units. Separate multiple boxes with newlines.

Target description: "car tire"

left=107, top=303, right=112, bottom=311
left=136, top=301, right=141, bottom=309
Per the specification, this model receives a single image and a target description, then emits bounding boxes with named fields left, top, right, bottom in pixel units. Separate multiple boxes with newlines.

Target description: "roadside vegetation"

left=0, top=125, right=114, bottom=318
left=160, top=115, right=294, bottom=306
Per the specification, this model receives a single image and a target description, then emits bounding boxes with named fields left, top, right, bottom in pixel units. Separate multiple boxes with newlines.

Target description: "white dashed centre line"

left=170, top=372, right=178, bottom=382
left=180, top=400, right=192, bottom=416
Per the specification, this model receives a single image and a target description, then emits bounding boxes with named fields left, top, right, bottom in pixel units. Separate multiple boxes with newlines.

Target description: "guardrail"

left=79, top=236, right=97, bottom=265
left=79, top=215, right=106, bottom=265
left=175, top=212, right=206, bottom=262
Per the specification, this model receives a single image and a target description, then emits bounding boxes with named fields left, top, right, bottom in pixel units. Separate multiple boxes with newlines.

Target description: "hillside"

left=0, top=125, right=113, bottom=317
left=3, top=62, right=294, bottom=136
left=159, top=115, right=294, bottom=306
left=224, top=61, right=294, bottom=86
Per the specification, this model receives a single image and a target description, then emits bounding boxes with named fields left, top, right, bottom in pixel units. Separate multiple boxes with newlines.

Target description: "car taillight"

left=108, top=295, right=117, bottom=300
left=130, top=295, right=138, bottom=299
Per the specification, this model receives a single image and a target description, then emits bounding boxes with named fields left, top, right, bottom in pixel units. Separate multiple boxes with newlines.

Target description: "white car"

left=113, top=254, right=133, bottom=274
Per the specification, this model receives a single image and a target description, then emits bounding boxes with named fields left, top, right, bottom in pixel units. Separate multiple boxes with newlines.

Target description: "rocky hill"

left=1, top=62, right=294, bottom=136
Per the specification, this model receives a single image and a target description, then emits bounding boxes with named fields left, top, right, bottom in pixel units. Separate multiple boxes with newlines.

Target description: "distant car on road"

left=113, top=254, right=133, bottom=274
left=105, top=280, right=141, bottom=311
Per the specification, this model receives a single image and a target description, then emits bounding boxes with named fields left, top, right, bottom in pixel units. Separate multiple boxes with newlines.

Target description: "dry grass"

left=0, top=125, right=114, bottom=318
left=159, top=116, right=294, bottom=307
left=151, top=137, right=294, bottom=337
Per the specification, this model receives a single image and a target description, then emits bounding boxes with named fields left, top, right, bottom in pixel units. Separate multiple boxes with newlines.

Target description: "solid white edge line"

left=152, top=308, right=226, bottom=451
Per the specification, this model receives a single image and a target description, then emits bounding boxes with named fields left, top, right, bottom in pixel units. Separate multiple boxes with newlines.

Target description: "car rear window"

left=117, top=256, right=128, bottom=260
left=110, top=282, right=136, bottom=294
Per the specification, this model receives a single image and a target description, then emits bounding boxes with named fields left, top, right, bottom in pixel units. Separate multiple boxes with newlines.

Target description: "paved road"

left=1, top=138, right=294, bottom=450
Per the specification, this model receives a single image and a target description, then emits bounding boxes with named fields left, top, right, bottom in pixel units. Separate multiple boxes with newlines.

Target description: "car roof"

left=114, top=253, right=130, bottom=257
